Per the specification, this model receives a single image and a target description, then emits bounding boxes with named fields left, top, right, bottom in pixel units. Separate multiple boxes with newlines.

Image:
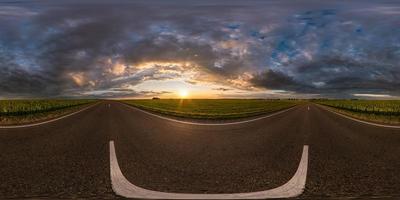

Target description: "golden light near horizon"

left=178, top=89, right=189, bottom=98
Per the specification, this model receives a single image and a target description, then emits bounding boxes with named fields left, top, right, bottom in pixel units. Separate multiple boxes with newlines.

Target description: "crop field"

left=315, top=100, right=400, bottom=124
left=0, top=99, right=96, bottom=125
left=122, top=99, right=301, bottom=120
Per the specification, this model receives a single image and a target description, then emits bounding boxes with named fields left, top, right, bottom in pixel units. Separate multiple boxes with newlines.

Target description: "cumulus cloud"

left=0, top=0, right=399, bottom=98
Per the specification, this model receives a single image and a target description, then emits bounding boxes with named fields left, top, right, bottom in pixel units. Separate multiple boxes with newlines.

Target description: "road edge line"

left=120, top=103, right=299, bottom=126
left=110, top=140, right=308, bottom=199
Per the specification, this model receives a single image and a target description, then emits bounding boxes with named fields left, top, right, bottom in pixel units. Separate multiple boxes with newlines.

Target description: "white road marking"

left=110, top=140, right=308, bottom=199
left=121, top=103, right=298, bottom=126
left=317, top=104, right=400, bottom=129
left=0, top=103, right=98, bottom=129
left=308, top=106, right=310, bottom=111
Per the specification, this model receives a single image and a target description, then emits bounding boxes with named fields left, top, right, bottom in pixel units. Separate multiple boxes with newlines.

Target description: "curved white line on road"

left=317, top=104, right=400, bottom=129
left=0, top=103, right=98, bottom=129
left=121, top=103, right=298, bottom=126
left=110, top=140, right=308, bottom=199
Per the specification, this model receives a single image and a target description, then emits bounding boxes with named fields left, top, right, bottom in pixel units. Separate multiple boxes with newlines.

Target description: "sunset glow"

left=178, top=89, right=189, bottom=99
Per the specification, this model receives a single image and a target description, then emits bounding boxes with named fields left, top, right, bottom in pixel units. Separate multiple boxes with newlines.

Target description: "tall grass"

left=316, top=100, right=400, bottom=115
left=315, top=100, right=400, bottom=124
left=0, top=99, right=96, bottom=116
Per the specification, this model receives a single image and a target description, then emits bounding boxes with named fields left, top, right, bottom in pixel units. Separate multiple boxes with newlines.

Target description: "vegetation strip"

left=314, top=100, right=400, bottom=125
left=122, top=99, right=302, bottom=120
left=0, top=100, right=97, bottom=125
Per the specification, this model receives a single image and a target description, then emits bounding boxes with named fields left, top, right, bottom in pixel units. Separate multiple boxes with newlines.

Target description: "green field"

left=0, top=99, right=96, bottom=125
left=315, top=100, right=400, bottom=124
left=122, top=99, right=301, bottom=120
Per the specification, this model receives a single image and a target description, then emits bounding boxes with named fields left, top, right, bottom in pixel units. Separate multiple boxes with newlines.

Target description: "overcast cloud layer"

left=0, top=0, right=400, bottom=98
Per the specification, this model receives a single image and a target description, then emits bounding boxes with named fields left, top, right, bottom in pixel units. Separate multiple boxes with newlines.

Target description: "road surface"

left=1, top=101, right=400, bottom=199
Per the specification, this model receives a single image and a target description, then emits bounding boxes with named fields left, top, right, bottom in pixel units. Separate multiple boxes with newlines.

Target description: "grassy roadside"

left=314, top=100, right=400, bottom=125
left=0, top=99, right=97, bottom=126
left=122, top=99, right=303, bottom=120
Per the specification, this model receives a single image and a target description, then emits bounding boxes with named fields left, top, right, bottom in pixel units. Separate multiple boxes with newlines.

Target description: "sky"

left=0, top=0, right=400, bottom=99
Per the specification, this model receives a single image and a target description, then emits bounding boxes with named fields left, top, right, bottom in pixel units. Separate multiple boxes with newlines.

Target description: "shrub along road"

left=0, top=101, right=400, bottom=199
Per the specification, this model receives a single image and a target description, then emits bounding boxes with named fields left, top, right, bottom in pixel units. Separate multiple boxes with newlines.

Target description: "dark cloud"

left=251, top=57, right=400, bottom=97
left=139, top=90, right=172, bottom=96
left=80, top=89, right=172, bottom=98
left=0, top=0, right=400, bottom=98
left=251, top=70, right=299, bottom=90
left=213, top=87, right=232, bottom=91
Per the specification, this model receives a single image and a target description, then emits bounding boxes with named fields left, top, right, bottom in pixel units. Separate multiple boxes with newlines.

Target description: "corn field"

left=0, top=99, right=96, bottom=116
left=316, top=100, right=400, bottom=116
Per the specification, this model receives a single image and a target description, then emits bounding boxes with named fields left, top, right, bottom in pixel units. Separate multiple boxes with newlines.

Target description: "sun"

left=179, top=89, right=189, bottom=98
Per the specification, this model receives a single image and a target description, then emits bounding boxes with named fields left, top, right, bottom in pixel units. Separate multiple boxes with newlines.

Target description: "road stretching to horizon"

left=1, top=101, right=400, bottom=199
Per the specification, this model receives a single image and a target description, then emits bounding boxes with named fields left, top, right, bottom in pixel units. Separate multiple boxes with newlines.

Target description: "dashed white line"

left=0, top=103, right=97, bottom=129
left=109, top=140, right=308, bottom=199
left=121, top=103, right=298, bottom=126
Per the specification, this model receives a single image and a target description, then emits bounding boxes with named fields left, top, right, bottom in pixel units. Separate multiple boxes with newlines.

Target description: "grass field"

left=315, top=100, right=400, bottom=124
left=122, top=99, right=302, bottom=120
left=0, top=99, right=96, bottom=125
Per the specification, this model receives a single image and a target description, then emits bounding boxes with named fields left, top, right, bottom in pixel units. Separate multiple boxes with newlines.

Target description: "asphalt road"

left=1, top=101, right=400, bottom=199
